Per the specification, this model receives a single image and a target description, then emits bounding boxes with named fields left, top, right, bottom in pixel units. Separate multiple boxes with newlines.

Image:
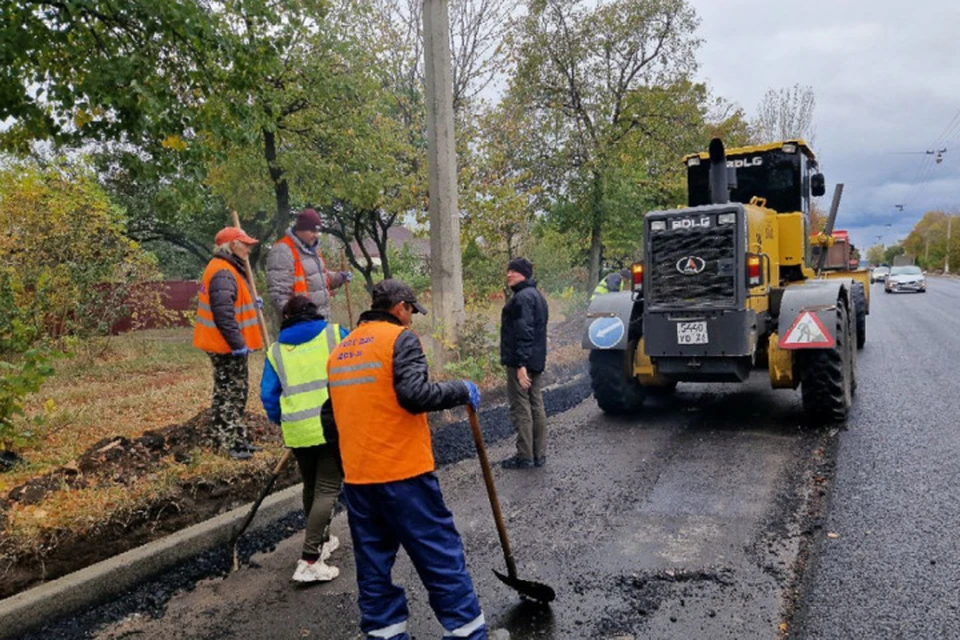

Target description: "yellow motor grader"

left=583, top=138, right=867, bottom=422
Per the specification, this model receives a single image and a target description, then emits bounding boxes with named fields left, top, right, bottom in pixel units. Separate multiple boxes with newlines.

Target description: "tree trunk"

left=587, top=171, right=604, bottom=291
left=263, top=128, right=290, bottom=238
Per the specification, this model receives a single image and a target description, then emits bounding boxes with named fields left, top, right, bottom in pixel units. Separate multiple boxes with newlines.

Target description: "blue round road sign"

left=588, top=316, right=625, bottom=349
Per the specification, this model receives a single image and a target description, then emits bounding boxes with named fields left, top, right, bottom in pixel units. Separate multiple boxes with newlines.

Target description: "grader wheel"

left=588, top=347, right=646, bottom=414
left=799, top=301, right=854, bottom=423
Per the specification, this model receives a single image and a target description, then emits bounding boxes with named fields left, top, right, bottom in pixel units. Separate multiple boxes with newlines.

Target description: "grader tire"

left=852, top=281, right=867, bottom=349
left=589, top=349, right=646, bottom=414
left=800, top=302, right=853, bottom=424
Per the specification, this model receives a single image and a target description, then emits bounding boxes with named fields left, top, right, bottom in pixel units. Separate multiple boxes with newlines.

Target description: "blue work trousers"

left=344, top=473, right=486, bottom=640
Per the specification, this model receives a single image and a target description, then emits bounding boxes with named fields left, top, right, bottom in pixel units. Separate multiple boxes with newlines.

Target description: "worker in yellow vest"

left=266, top=208, right=352, bottom=320
left=590, top=268, right=632, bottom=300
left=260, top=295, right=348, bottom=583
left=193, top=227, right=264, bottom=460
left=327, top=279, right=486, bottom=640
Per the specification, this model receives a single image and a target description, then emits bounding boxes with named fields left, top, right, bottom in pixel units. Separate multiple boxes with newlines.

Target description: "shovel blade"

left=494, top=569, right=556, bottom=604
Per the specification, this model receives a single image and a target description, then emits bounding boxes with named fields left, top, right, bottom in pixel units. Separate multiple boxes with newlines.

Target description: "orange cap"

left=215, top=227, right=258, bottom=245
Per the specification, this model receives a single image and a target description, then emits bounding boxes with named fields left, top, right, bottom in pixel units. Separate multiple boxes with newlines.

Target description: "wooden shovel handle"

left=466, top=405, right=518, bottom=579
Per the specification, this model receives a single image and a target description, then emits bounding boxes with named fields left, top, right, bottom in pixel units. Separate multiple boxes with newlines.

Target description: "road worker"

left=266, top=208, right=351, bottom=321
left=260, top=295, right=348, bottom=583
left=327, top=279, right=486, bottom=640
left=193, top=227, right=264, bottom=460
left=590, top=268, right=631, bottom=300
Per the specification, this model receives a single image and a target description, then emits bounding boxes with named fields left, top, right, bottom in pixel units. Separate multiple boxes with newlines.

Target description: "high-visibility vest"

left=327, top=321, right=433, bottom=484
left=193, top=257, right=264, bottom=353
left=276, top=235, right=330, bottom=297
left=266, top=325, right=342, bottom=448
left=591, top=272, right=626, bottom=300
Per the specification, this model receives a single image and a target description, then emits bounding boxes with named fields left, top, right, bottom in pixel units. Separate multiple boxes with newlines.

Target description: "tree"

left=866, top=244, right=885, bottom=266
left=754, top=84, right=817, bottom=144
left=507, top=0, right=701, bottom=288
left=0, top=1, right=222, bottom=151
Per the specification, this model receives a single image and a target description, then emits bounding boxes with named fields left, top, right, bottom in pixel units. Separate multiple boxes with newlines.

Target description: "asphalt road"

left=26, top=276, right=960, bottom=639
left=792, top=275, right=960, bottom=639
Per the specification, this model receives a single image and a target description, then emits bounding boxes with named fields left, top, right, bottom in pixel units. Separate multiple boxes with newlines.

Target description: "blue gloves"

left=231, top=347, right=250, bottom=357
left=340, top=271, right=353, bottom=283
left=254, top=296, right=263, bottom=310
left=463, top=381, right=481, bottom=411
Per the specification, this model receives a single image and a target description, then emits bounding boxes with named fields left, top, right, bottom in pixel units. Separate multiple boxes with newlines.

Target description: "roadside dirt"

left=0, top=410, right=299, bottom=600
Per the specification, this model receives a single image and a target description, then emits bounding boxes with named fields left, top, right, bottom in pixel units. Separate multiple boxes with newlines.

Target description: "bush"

left=0, top=349, right=54, bottom=452
left=0, top=158, right=170, bottom=351
left=442, top=310, right=501, bottom=385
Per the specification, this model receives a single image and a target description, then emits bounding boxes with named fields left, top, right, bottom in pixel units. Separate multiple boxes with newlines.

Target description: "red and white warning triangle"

left=779, top=311, right=835, bottom=348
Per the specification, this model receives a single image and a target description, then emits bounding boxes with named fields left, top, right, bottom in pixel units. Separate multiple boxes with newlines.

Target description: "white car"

left=885, top=265, right=926, bottom=293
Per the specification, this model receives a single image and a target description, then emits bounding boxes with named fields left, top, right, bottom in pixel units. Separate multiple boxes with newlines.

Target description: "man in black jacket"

left=500, top=257, right=549, bottom=469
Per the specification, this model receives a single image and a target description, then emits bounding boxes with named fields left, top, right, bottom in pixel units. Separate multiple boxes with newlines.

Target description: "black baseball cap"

left=372, top=279, right=428, bottom=315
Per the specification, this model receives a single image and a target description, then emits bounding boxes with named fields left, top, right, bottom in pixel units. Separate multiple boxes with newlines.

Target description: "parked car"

left=871, top=266, right=890, bottom=283
left=885, top=265, right=926, bottom=293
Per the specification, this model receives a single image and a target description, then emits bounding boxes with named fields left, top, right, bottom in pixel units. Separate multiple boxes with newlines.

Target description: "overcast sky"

left=690, top=0, right=960, bottom=251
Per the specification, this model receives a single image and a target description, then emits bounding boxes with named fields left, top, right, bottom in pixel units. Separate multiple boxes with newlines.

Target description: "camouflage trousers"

left=208, top=353, right=250, bottom=450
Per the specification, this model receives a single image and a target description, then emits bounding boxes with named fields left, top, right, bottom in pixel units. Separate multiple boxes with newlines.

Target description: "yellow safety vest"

left=266, top=325, right=342, bottom=448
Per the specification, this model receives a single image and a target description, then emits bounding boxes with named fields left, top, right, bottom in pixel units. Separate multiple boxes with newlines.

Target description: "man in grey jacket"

left=266, top=208, right=351, bottom=320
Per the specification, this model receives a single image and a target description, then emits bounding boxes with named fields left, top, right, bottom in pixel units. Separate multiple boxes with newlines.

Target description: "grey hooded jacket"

left=265, top=228, right=346, bottom=319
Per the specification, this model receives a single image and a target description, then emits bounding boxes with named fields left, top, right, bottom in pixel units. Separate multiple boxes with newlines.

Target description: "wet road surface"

left=27, top=277, right=960, bottom=639
left=87, top=377, right=832, bottom=638
left=792, top=276, right=960, bottom=638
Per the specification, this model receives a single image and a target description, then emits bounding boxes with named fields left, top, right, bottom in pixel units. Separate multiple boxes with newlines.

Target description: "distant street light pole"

left=946, top=214, right=953, bottom=274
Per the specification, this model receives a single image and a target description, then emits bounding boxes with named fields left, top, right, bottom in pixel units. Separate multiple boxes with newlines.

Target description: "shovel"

left=229, top=448, right=292, bottom=571
left=466, top=406, right=556, bottom=604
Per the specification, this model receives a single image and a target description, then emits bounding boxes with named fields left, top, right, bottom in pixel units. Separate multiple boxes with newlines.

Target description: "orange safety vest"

left=327, top=321, right=433, bottom=484
left=192, top=257, right=264, bottom=354
left=276, top=235, right=330, bottom=296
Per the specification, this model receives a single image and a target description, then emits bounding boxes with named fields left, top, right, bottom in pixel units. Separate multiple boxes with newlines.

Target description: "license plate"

left=677, top=321, right=708, bottom=345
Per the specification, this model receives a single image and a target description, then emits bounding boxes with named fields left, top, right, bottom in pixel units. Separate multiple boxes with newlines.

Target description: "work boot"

left=320, top=535, right=340, bottom=561
left=292, top=558, right=339, bottom=583
left=501, top=456, right=534, bottom=470
left=534, top=456, right=546, bottom=468
left=226, top=446, right=252, bottom=461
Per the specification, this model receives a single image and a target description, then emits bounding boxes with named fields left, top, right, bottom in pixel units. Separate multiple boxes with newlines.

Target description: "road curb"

left=0, top=482, right=304, bottom=640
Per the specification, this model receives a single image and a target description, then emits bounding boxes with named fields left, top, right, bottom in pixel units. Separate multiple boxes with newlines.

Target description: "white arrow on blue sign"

left=588, top=316, right=625, bottom=349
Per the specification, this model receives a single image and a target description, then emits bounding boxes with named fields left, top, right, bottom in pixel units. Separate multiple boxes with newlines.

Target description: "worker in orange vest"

left=193, top=227, right=264, bottom=460
left=327, top=280, right=486, bottom=640
left=265, top=208, right=352, bottom=321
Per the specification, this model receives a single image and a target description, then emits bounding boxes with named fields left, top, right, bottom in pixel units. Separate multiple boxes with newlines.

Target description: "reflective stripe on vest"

left=327, top=321, right=433, bottom=484
left=266, top=325, right=342, bottom=448
left=277, top=236, right=309, bottom=295
left=192, top=257, right=264, bottom=353
left=277, top=235, right=332, bottom=296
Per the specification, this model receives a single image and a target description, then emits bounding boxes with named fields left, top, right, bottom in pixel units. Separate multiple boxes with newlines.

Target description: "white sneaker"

left=291, top=559, right=339, bottom=583
left=320, top=535, right=340, bottom=561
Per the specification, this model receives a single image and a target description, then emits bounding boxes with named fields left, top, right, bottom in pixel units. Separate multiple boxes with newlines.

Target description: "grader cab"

left=584, top=139, right=866, bottom=423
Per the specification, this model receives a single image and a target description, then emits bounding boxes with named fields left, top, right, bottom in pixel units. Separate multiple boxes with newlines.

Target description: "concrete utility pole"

left=422, top=0, right=464, bottom=346
left=946, top=214, right=953, bottom=274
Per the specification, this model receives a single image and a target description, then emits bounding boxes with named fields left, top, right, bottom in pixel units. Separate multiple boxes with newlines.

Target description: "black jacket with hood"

left=499, top=278, right=549, bottom=373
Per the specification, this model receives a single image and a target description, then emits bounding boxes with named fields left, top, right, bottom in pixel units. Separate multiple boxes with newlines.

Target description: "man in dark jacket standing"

left=193, top=227, right=264, bottom=460
left=327, top=279, right=486, bottom=640
left=500, top=257, right=549, bottom=469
